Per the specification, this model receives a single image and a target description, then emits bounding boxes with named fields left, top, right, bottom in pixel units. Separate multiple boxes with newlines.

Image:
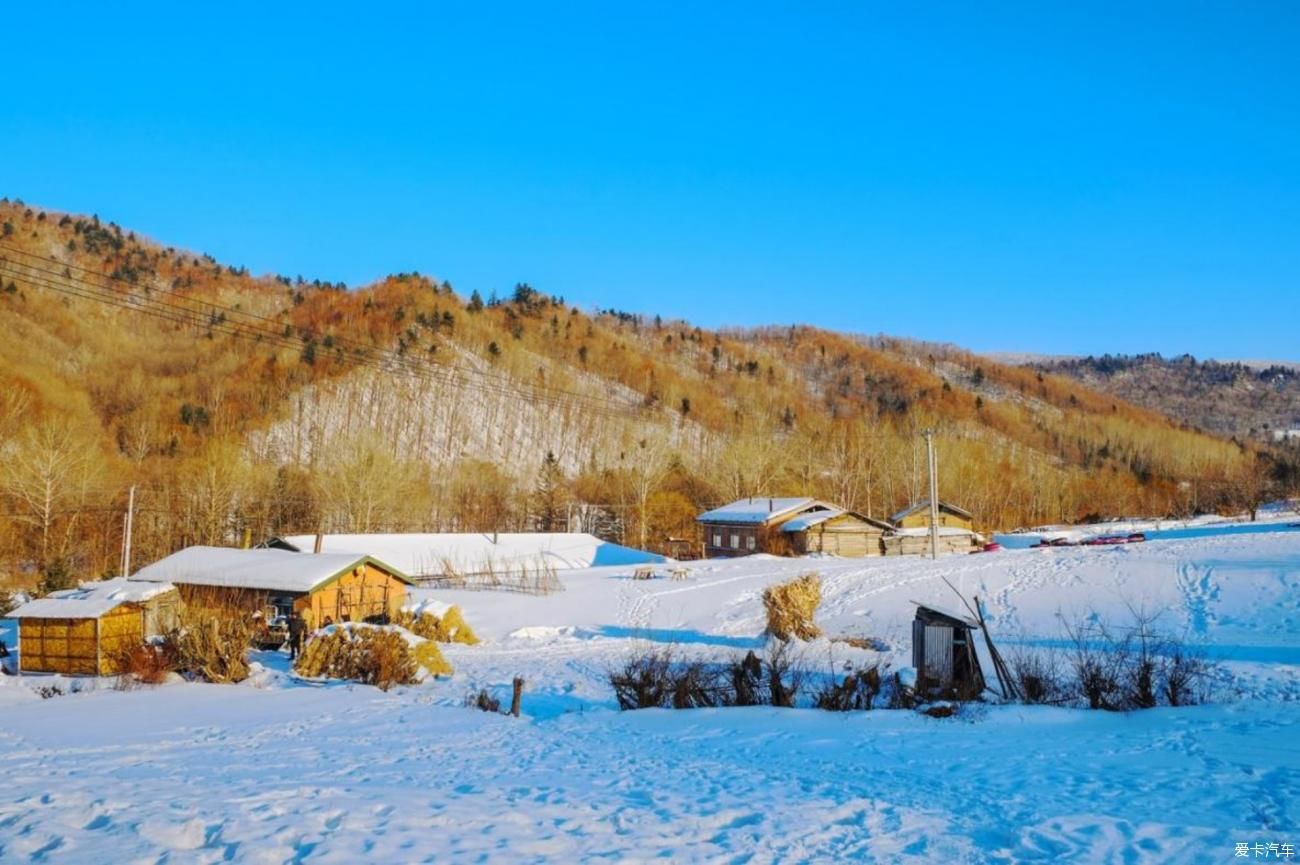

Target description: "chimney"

left=313, top=532, right=323, bottom=554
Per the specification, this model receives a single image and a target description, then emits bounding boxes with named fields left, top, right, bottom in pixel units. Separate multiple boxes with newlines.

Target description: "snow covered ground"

left=2, top=533, right=1299, bottom=862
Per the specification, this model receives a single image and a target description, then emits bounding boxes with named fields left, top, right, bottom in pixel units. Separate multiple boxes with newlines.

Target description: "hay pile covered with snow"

left=294, top=622, right=452, bottom=689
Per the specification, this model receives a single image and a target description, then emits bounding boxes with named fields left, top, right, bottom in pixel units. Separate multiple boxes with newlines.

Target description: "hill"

left=1019, top=353, right=1300, bottom=441
left=0, top=198, right=1281, bottom=583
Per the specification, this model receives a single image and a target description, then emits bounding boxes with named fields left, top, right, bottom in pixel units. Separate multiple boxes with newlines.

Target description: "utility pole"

left=922, top=430, right=939, bottom=560
left=121, top=485, right=136, bottom=577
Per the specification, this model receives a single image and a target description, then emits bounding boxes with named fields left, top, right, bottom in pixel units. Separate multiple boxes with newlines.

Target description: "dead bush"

left=764, top=640, right=804, bottom=708
left=116, top=637, right=181, bottom=686
left=609, top=650, right=676, bottom=710
left=174, top=591, right=257, bottom=684
left=1162, top=645, right=1214, bottom=707
left=467, top=688, right=501, bottom=713
left=887, top=672, right=918, bottom=710
left=1062, top=612, right=1221, bottom=711
left=1006, top=647, right=1068, bottom=705
left=762, top=573, right=823, bottom=641
left=294, top=625, right=425, bottom=691
left=726, top=651, right=764, bottom=707
left=814, top=663, right=884, bottom=712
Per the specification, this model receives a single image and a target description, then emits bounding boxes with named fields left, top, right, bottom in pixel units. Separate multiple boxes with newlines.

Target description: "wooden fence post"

left=510, top=677, right=524, bottom=717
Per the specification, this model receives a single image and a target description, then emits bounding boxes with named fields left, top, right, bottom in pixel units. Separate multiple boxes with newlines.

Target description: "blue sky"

left=2, top=2, right=1297, bottom=359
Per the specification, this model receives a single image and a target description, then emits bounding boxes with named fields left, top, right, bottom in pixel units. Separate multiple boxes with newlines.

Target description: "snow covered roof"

left=8, top=578, right=177, bottom=620
left=130, top=546, right=411, bottom=593
left=271, top=533, right=664, bottom=577
left=780, top=510, right=842, bottom=532
left=781, top=510, right=896, bottom=533
left=697, top=498, right=831, bottom=525
left=889, top=499, right=974, bottom=524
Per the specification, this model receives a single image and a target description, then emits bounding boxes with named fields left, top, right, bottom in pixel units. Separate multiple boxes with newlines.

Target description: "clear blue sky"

left=3, top=2, right=1297, bottom=359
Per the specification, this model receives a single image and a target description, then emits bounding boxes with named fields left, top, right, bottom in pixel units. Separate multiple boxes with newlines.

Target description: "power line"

left=0, top=243, right=663, bottom=422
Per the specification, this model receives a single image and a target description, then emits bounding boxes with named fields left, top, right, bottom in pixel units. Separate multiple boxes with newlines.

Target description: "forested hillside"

left=0, top=199, right=1285, bottom=588
left=1028, top=353, right=1300, bottom=440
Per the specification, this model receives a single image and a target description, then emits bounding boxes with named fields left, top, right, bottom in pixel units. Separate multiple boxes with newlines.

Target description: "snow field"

left=1, top=531, right=1298, bottom=862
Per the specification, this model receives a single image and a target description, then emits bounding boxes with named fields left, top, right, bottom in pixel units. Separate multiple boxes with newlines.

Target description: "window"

left=731, top=533, right=740, bottom=549
left=712, top=532, right=722, bottom=548
left=746, top=536, right=757, bottom=551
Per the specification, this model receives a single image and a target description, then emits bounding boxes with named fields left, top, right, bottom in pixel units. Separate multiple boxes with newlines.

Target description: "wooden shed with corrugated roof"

left=9, top=578, right=179, bottom=676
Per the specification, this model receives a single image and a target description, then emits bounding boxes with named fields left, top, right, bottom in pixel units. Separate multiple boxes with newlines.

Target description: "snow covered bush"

left=762, top=573, right=822, bottom=641
left=1061, top=613, right=1220, bottom=710
left=295, top=623, right=451, bottom=690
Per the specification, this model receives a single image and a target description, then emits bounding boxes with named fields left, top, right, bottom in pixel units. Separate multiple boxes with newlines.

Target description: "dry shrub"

left=763, top=639, right=803, bottom=707
left=467, top=688, right=501, bottom=713
left=762, top=573, right=822, bottom=641
left=727, top=651, right=764, bottom=707
left=174, top=588, right=257, bottom=684
left=116, top=637, right=181, bottom=686
left=1006, top=647, right=1068, bottom=705
left=922, top=704, right=957, bottom=719
left=814, top=663, right=884, bottom=711
left=609, top=650, right=722, bottom=709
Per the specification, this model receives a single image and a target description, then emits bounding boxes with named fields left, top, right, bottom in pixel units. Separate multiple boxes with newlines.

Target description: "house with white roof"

left=8, top=578, right=179, bottom=676
left=696, top=497, right=841, bottom=557
left=131, top=545, right=413, bottom=627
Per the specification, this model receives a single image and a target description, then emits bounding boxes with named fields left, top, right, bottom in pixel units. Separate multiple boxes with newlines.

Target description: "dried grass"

left=295, top=625, right=452, bottom=689
left=394, top=605, right=480, bottom=645
left=762, top=573, right=823, bottom=641
left=174, top=587, right=257, bottom=684
left=114, top=637, right=181, bottom=686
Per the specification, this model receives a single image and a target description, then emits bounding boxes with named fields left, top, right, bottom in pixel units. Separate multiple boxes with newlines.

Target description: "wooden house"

left=889, top=499, right=975, bottom=532
left=697, top=497, right=840, bottom=557
left=911, top=604, right=985, bottom=697
left=782, top=510, right=895, bottom=557
left=883, top=529, right=979, bottom=556
left=9, top=578, right=179, bottom=676
left=130, top=546, right=413, bottom=628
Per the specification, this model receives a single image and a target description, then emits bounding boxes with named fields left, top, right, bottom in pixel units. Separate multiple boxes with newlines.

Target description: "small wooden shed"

left=782, top=510, right=894, bottom=557
left=9, top=578, right=179, bottom=676
left=911, top=604, right=986, bottom=698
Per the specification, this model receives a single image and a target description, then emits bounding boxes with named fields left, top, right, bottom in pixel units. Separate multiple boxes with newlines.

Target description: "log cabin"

left=697, top=497, right=840, bottom=557
left=889, top=499, right=975, bottom=532
left=782, top=510, right=895, bottom=557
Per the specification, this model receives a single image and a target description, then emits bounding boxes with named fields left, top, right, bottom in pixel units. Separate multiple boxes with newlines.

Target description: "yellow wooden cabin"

left=130, top=545, right=413, bottom=628
left=9, top=578, right=179, bottom=676
left=889, top=500, right=975, bottom=533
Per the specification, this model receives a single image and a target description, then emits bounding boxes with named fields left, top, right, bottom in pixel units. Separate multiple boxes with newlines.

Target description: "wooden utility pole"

left=121, top=484, right=136, bottom=577
left=923, top=430, right=939, bottom=560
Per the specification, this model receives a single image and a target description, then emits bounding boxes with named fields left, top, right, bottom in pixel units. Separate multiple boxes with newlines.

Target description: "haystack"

left=396, top=602, right=479, bottom=645
left=294, top=623, right=452, bottom=689
left=762, top=572, right=823, bottom=641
